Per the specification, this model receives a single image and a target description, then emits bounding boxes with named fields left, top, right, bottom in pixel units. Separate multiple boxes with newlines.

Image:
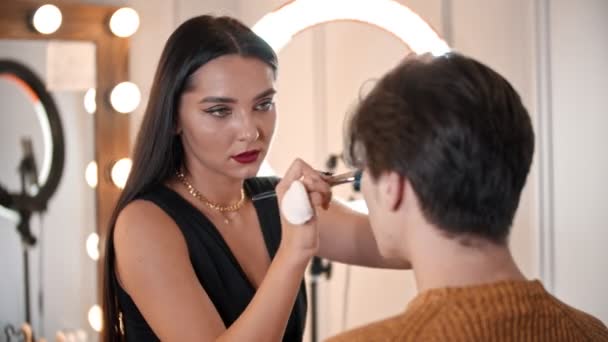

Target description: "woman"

left=103, top=15, right=406, bottom=341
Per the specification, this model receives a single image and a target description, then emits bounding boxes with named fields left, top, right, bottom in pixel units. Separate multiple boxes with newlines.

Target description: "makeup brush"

left=251, top=170, right=362, bottom=202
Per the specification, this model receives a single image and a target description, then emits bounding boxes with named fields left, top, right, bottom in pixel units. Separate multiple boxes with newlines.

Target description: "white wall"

left=0, top=41, right=97, bottom=341
left=549, top=0, right=608, bottom=323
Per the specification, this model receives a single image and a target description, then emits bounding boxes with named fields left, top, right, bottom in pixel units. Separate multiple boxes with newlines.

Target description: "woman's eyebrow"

left=200, top=96, right=236, bottom=104
left=253, top=88, right=276, bottom=100
left=199, top=88, right=275, bottom=104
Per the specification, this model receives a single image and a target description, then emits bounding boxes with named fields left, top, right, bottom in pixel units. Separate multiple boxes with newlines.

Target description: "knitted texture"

left=326, top=280, right=608, bottom=341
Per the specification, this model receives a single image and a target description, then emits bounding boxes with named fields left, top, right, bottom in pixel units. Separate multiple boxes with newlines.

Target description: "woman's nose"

left=239, top=128, right=260, bottom=142
left=237, top=112, right=260, bottom=142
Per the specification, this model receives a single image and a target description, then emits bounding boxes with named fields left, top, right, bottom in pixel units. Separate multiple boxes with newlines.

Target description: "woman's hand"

left=275, top=159, right=332, bottom=263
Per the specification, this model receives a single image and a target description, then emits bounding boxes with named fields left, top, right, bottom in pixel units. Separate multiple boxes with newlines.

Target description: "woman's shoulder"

left=118, top=198, right=169, bottom=223
left=115, top=198, right=183, bottom=249
left=113, top=198, right=197, bottom=311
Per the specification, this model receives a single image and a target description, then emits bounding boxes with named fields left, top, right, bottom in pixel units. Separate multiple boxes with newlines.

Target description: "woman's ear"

left=378, top=171, right=405, bottom=212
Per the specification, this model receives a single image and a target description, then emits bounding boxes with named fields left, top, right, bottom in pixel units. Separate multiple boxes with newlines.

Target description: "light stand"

left=1, top=60, right=65, bottom=342
left=309, top=256, right=332, bottom=342
left=308, top=154, right=363, bottom=342
left=308, top=154, right=342, bottom=342
left=16, top=138, right=43, bottom=327
left=2, top=139, right=44, bottom=342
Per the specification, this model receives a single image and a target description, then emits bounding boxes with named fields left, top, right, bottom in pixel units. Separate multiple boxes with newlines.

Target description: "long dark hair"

left=102, top=15, right=277, bottom=341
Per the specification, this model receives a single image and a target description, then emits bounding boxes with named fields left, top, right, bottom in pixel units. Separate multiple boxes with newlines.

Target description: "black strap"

left=245, top=177, right=281, bottom=258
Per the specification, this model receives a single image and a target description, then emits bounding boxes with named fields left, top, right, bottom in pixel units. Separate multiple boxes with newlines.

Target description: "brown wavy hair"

left=345, top=52, right=534, bottom=244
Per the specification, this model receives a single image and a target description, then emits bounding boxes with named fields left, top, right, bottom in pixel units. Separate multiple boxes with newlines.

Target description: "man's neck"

left=407, top=226, right=526, bottom=292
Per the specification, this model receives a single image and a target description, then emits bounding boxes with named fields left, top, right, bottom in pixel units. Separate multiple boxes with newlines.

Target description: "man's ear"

left=378, top=171, right=405, bottom=212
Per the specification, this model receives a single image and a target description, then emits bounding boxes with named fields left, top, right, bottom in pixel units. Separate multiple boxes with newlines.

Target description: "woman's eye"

left=255, top=100, right=275, bottom=112
left=204, top=106, right=232, bottom=117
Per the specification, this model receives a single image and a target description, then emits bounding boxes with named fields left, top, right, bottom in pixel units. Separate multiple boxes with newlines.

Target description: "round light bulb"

left=32, top=4, right=62, bottom=35
left=85, top=161, right=98, bottom=189
left=88, top=305, right=103, bottom=332
left=110, top=82, right=140, bottom=114
left=109, top=7, right=140, bottom=38
left=84, top=88, right=96, bottom=114
left=86, top=232, right=100, bottom=261
left=111, top=158, right=132, bottom=189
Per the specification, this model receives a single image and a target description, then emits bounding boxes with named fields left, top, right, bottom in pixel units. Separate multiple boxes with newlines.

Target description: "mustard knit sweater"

left=326, top=280, right=608, bottom=341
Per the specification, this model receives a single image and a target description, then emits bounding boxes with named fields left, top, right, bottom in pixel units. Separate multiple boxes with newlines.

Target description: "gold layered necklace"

left=175, top=170, right=245, bottom=224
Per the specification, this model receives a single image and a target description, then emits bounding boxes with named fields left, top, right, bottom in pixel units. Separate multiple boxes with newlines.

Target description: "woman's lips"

left=232, top=150, right=261, bottom=164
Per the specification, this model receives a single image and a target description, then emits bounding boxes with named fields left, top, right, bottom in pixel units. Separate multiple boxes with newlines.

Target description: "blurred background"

left=1, top=0, right=606, bottom=341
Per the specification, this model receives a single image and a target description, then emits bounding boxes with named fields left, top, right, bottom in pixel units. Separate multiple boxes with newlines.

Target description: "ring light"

left=0, top=60, right=65, bottom=221
left=252, top=0, right=450, bottom=55
left=252, top=0, right=450, bottom=177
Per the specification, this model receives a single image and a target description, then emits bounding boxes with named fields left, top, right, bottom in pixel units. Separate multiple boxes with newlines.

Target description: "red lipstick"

left=232, top=150, right=260, bottom=164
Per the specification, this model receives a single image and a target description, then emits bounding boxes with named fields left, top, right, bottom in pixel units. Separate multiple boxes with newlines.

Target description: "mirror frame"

left=0, top=0, right=130, bottom=301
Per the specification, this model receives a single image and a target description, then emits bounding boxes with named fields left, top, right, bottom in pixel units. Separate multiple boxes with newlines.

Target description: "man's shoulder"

left=325, top=313, right=413, bottom=342
left=546, top=294, right=608, bottom=339
left=324, top=300, right=444, bottom=342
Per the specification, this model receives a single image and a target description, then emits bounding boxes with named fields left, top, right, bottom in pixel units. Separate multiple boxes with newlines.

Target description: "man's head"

left=346, top=52, right=534, bottom=256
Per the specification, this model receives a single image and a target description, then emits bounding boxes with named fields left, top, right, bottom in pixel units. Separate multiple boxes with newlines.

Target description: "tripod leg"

left=310, top=277, right=318, bottom=342
left=23, top=246, right=31, bottom=326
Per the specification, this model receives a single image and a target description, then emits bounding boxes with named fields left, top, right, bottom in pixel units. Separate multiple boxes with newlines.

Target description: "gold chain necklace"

left=175, top=170, right=245, bottom=223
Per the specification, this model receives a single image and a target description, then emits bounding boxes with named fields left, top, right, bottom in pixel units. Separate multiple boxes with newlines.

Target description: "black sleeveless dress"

left=115, top=177, right=307, bottom=341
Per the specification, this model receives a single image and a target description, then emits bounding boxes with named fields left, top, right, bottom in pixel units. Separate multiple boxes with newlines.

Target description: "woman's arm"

left=293, top=162, right=410, bottom=269
left=114, top=162, right=316, bottom=342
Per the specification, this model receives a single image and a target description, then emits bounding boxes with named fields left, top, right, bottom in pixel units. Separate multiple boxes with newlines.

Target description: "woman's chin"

left=231, top=162, right=262, bottom=179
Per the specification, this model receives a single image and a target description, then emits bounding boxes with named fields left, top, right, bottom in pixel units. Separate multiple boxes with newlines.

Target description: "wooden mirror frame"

left=0, top=0, right=131, bottom=301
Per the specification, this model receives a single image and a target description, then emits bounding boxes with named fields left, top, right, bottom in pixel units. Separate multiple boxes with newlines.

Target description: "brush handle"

left=325, top=170, right=359, bottom=187
left=252, top=170, right=362, bottom=202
